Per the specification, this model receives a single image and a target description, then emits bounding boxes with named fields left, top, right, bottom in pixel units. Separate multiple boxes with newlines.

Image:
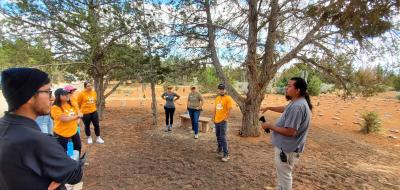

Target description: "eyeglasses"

left=36, top=90, right=53, bottom=98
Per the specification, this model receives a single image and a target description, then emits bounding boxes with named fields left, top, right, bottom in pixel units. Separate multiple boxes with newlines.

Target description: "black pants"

left=82, top=111, right=100, bottom=137
left=56, top=132, right=82, bottom=154
left=164, top=107, right=175, bottom=125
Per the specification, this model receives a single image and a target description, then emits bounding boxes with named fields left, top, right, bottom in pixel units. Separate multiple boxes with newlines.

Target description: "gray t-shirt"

left=162, top=92, right=178, bottom=108
left=272, top=98, right=311, bottom=153
left=188, top=92, right=203, bottom=109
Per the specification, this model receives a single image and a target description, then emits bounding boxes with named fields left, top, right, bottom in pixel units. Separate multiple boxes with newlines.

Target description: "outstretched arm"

left=260, top=106, right=285, bottom=113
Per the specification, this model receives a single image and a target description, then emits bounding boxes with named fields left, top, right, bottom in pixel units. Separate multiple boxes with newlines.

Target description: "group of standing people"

left=161, top=84, right=233, bottom=162
left=0, top=68, right=85, bottom=189
left=36, top=81, right=105, bottom=156
left=162, top=78, right=312, bottom=190
left=0, top=68, right=108, bottom=189
left=0, top=67, right=312, bottom=190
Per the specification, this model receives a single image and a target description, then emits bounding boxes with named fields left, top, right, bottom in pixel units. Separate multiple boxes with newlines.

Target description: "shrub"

left=360, top=111, right=382, bottom=134
left=394, top=76, right=400, bottom=91
left=308, top=75, right=322, bottom=96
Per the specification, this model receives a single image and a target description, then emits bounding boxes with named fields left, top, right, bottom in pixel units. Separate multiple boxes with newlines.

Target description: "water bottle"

left=77, top=123, right=80, bottom=135
left=67, top=139, right=74, bottom=158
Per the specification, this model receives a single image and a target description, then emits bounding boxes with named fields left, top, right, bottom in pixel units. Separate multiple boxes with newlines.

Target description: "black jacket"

left=0, top=113, right=83, bottom=190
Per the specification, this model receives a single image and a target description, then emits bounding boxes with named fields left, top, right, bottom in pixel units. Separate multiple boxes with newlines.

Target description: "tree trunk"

left=150, top=80, right=158, bottom=127
left=240, top=104, right=262, bottom=137
left=239, top=85, right=265, bottom=137
left=94, top=74, right=106, bottom=120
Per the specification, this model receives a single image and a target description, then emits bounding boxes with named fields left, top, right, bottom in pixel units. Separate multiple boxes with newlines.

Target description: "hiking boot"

left=87, top=137, right=93, bottom=145
left=96, top=136, right=104, bottom=144
left=221, top=155, right=230, bottom=162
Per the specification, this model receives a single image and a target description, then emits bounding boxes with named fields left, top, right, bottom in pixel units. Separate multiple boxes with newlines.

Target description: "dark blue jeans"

left=215, top=121, right=228, bottom=156
left=188, top=108, right=200, bottom=135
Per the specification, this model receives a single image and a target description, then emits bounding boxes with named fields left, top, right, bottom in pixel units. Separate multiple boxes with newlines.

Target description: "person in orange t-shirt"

left=51, top=88, right=82, bottom=154
left=77, top=81, right=104, bottom=144
left=64, top=85, right=79, bottom=107
left=64, top=85, right=83, bottom=135
left=213, top=83, right=233, bottom=162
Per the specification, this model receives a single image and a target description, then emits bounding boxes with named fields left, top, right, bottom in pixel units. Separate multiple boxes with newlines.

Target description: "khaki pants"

left=274, top=147, right=300, bottom=190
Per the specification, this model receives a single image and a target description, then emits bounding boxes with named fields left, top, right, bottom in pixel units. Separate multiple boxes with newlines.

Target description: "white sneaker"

left=221, top=155, right=230, bottom=162
left=194, top=134, right=199, bottom=139
left=96, top=136, right=104, bottom=144
left=87, top=137, right=93, bottom=144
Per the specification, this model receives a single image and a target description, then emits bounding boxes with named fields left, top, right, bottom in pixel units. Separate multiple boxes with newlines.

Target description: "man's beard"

left=35, top=107, right=50, bottom=116
left=285, top=95, right=292, bottom=101
left=33, top=101, right=51, bottom=116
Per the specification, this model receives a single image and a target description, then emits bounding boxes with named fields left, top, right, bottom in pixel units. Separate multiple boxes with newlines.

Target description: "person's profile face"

left=285, top=80, right=299, bottom=100
left=60, top=94, right=68, bottom=102
left=32, top=84, right=52, bottom=115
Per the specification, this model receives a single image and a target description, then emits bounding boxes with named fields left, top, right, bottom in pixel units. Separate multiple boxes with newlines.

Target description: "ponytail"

left=304, top=92, right=313, bottom=111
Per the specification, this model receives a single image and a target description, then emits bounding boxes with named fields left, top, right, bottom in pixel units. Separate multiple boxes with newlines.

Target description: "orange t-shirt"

left=77, top=90, right=97, bottom=114
left=51, top=103, right=79, bottom=138
left=214, top=95, right=233, bottom=123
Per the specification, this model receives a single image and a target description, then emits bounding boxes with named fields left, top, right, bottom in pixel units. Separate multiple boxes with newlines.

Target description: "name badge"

left=88, top=97, right=95, bottom=104
left=216, top=101, right=223, bottom=110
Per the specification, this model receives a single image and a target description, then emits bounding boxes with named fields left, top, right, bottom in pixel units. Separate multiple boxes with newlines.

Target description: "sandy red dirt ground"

left=81, top=88, right=400, bottom=190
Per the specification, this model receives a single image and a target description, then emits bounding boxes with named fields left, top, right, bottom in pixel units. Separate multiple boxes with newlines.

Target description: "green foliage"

left=0, top=39, right=53, bottom=70
left=197, top=67, right=220, bottom=93
left=161, top=56, right=199, bottom=85
left=196, top=66, right=237, bottom=93
left=275, top=64, right=323, bottom=96
left=393, top=75, right=400, bottom=91
left=306, top=0, right=397, bottom=43
left=104, top=44, right=145, bottom=81
left=360, top=111, right=382, bottom=134
left=308, top=75, right=322, bottom=96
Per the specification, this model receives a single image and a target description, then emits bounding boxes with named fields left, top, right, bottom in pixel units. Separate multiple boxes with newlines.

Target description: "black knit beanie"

left=1, top=68, right=50, bottom=111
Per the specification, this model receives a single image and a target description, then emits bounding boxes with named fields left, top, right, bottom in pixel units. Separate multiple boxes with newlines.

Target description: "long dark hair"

left=290, top=77, right=313, bottom=111
left=53, top=93, right=73, bottom=112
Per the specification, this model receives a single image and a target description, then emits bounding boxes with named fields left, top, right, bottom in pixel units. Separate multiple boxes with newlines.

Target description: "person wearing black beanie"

left=0, top=68, right=84, bottom=190
left=1, top=67, right=51, bottom=112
